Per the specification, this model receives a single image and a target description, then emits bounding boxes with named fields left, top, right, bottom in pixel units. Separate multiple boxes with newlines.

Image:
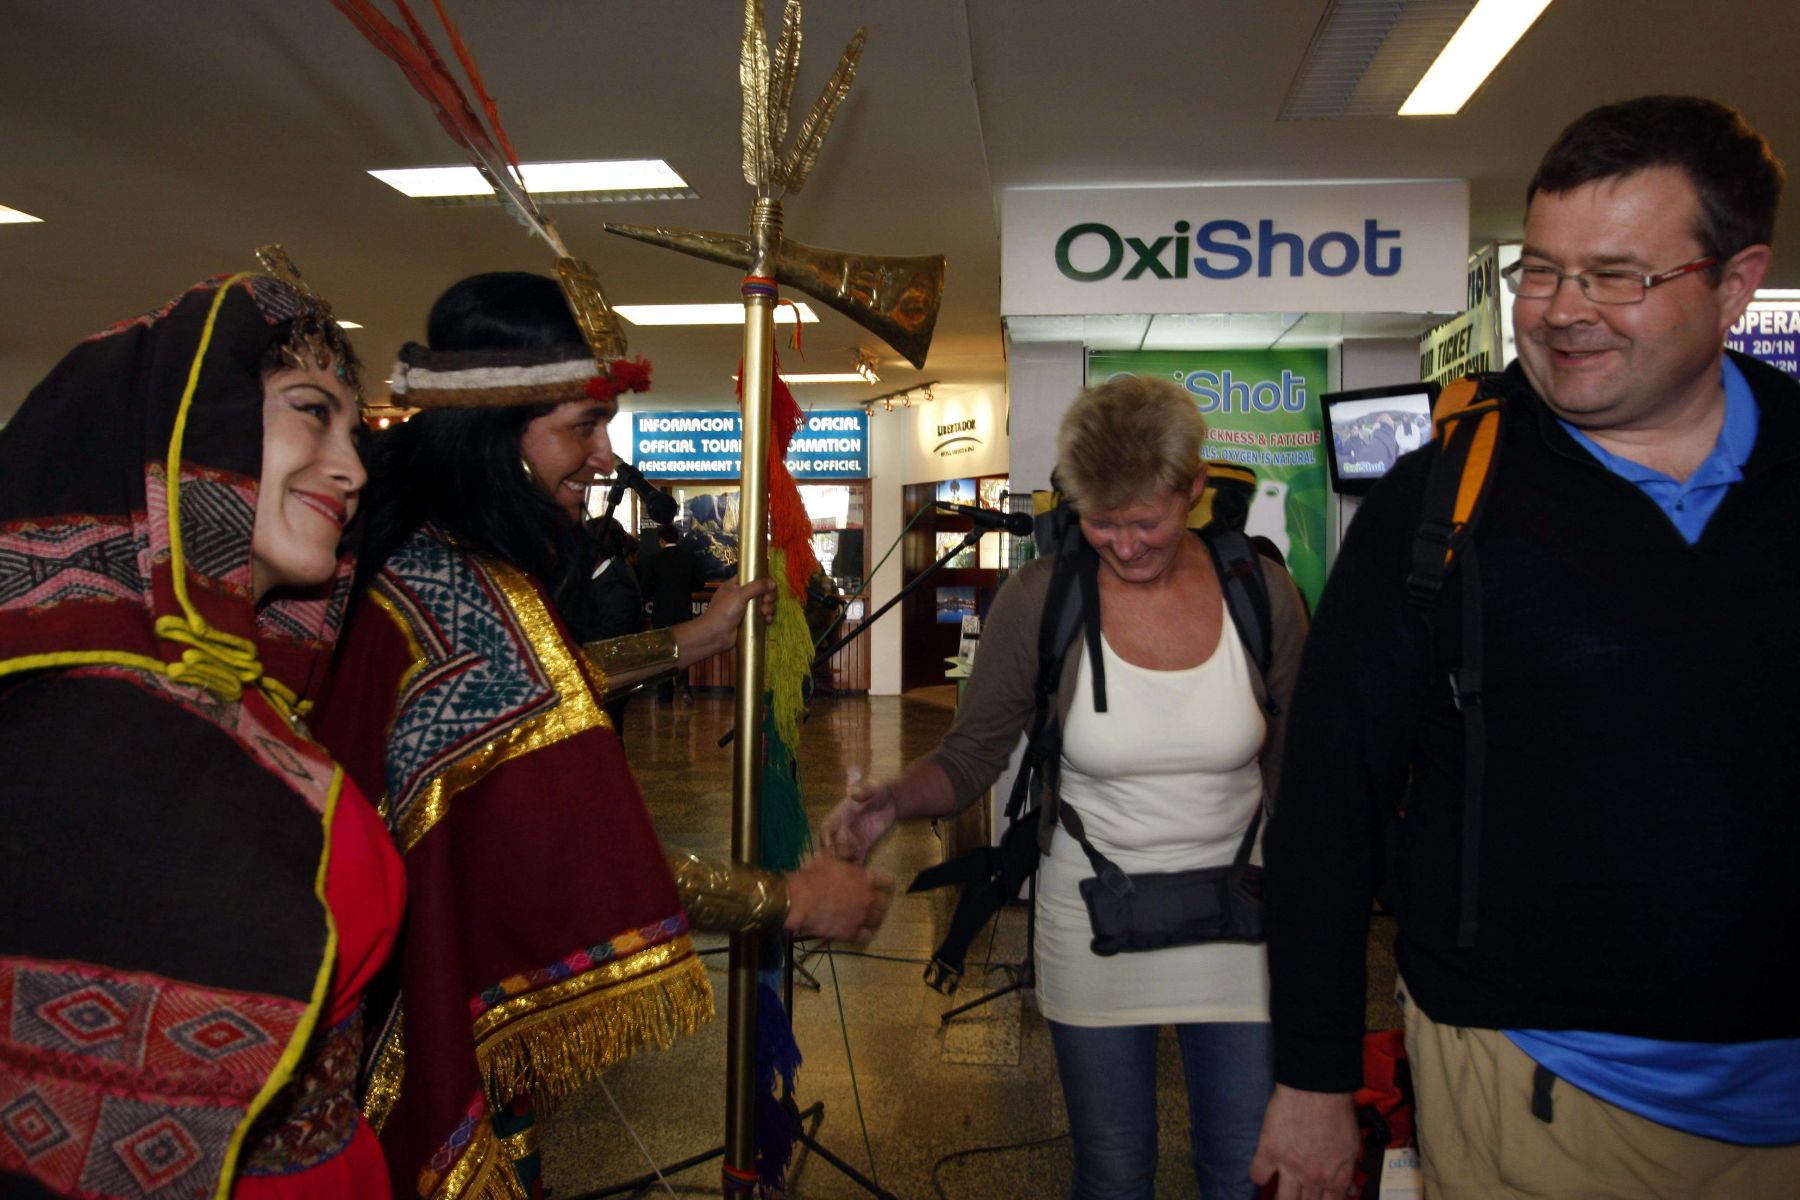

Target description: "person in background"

left=824, top=375, right=1308, bottom=1200
left=642, top=521, right=703, bottom=705
left=569, top=513, right=644, bottom=735
left=310, top=271, right=890, bottom=1199
left=0, top=273, right=402, bottom=1198
left=1253, top=95, right=1800, bottom=1200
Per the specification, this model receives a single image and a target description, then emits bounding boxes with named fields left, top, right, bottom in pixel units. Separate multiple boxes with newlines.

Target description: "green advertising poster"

left=1086, top=350, right=1329, bottom=609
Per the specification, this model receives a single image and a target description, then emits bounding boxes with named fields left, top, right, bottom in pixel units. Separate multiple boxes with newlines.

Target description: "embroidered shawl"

left=0, top=276, right=361, bottom=1199
left=311, top=525, right=711, bottom=1200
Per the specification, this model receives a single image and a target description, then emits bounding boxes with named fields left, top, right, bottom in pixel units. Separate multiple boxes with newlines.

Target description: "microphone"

left=935, top=500, right=1034, bottom=537
left=609, top=459, right=679, bottom=525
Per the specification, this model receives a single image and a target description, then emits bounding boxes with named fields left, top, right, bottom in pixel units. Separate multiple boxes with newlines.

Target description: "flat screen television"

left=1320, top=381, right=1441, bottom=496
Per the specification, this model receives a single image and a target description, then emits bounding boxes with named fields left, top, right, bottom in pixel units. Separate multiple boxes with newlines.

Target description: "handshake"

left=785, top=771, right=904, bottom=943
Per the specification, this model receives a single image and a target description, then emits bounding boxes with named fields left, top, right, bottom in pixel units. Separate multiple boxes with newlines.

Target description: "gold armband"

left=666, top=850, right=789, bottom=934
left=583, top=628, right=680, bottom=694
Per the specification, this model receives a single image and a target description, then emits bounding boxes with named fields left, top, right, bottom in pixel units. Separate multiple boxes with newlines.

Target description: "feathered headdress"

left=331, top=0, right=651, bottom=407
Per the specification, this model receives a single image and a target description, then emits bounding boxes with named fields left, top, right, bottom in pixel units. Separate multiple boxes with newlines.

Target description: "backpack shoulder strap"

left=1406, top=375, right=1506, bottom=616
left=1003, top=515, right=1093, bottom=821
left=1403, top=373, right=1508, bottom=951
left=1202, top=526, right=1272, bottom=680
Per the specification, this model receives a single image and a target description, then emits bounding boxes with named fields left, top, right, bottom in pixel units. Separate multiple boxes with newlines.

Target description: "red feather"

left=330, top=0, right=511, bottom=178
left=429, top=0, right=522, bottom=173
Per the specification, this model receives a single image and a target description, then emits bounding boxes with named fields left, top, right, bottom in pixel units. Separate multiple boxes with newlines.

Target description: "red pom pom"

left=586, top=356, right=654, bottom=405
left=606, top=356, right=653, bottom=394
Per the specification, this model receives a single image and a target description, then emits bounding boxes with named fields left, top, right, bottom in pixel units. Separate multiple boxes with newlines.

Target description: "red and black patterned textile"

left=312, top=527, right=710, bottom=1200
left=0, top=277, right=363, bottom=1199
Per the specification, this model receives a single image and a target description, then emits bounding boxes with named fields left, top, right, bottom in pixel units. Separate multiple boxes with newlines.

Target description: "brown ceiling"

left=3, top=0, right=1797, bottom=420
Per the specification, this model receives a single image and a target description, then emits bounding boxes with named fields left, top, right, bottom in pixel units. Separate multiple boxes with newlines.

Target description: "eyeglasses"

left=1501, top=255, right=1718, bottom=305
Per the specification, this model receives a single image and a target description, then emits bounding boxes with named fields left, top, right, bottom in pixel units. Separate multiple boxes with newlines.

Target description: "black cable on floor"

left=928, top=1129, right=1072, bottom=1200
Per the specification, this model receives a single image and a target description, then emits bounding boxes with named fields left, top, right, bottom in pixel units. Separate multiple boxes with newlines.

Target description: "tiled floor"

left=540, top=689, right=1398, bottom=1199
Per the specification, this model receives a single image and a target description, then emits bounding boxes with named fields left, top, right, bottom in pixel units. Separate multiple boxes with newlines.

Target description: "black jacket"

left=1266, top=352, right=1800, bottom=1092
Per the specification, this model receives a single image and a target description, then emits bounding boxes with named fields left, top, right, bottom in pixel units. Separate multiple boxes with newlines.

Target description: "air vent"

left=1280, top=0, right=1475, bottom=119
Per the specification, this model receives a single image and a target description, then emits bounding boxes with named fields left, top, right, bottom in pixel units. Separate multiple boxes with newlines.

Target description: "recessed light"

left=0, top=205, right=43, bottom=224
left=1400, top=0, right=1554, bottom=116
left=618, top=303, right=819, bottom=326
left=369, top=159, right=689, bottom=200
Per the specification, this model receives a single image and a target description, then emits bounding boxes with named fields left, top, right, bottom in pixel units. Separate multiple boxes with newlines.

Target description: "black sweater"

left=1266, top=352, right=1800, bottom=1093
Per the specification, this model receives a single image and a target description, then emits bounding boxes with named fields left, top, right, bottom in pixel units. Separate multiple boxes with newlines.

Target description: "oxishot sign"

left=1088, top=350, right=1330, bottom=610
left=1003, top=181, right=1467, bottom=316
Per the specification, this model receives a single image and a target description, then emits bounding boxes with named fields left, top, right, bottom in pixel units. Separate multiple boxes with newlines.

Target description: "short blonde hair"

left=1055, top=374, right=1207, bottom=512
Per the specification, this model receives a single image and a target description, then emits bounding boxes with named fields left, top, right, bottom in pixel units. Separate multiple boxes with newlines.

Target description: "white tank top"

left=1033, top=623, right=1271, bottom=1026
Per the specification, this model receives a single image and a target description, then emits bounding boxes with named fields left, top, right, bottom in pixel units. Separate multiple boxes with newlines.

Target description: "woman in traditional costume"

left=310, top=271, right=888, bottom=1200
left=0, top=273, right=404, bottom=1198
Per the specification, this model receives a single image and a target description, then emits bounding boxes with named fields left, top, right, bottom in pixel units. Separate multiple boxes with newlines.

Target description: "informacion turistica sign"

left=631, top=409, right=869, bottom=479
left=1728, top=299, right=1800, bottom=377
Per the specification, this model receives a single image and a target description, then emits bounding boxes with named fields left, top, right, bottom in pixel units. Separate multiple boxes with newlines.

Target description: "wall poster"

left=1086, top=349, right=1329, bottom=610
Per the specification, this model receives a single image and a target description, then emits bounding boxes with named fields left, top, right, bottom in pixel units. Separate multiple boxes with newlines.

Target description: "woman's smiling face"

left=252, top=360, right=366, bottom=601
left=519, top=395, right=618, bottom=520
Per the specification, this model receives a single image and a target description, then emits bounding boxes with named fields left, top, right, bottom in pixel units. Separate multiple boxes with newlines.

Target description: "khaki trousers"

left=1398, top=981, right=1800, bottom=1199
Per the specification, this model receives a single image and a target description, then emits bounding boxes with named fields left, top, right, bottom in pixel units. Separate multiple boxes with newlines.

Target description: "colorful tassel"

left=752, top=976, right=803, bottom=1192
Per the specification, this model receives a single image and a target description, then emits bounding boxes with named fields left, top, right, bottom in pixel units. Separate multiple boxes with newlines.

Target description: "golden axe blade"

left=601, top=222, right=944, bottom=370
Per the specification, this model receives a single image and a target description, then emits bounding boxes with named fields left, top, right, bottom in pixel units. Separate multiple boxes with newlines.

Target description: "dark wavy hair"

left=359, top=273, right=591, bottom=596
left=1528, top=95, right=1784, bottom=264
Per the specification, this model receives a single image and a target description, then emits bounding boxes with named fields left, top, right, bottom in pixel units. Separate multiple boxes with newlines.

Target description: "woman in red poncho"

left=0, top=273, right=404, bottom=1199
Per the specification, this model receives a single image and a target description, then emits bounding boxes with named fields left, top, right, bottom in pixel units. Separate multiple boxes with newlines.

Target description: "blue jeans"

left=1048, top=1020, right=1273, bottom=1200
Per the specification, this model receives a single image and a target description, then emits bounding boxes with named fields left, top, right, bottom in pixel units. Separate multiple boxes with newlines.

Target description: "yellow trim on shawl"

left=423, top=1120, right=531, bottom=1200
left=361, top=1008, right=407, bottom=1136
left=390, top=556, right=614, bottom=855
left=472, top=936, right=712, bottom=1111
left=153, top=273, right=307, bottom=721
left=214, top=765, right=343, bottom=1200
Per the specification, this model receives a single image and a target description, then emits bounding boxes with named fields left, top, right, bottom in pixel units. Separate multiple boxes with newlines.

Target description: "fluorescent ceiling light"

left=0, top=205, right=43, bottom=224
left=335, top=320, right=364, bottom=330
left=369, top=159, right=686, bottom=199
left=617, top=303, right=819, bottom=326
left=1400, top=0, right=1553, bottom=115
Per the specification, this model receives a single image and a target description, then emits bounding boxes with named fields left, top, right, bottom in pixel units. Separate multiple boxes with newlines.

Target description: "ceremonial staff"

left=604, top=3, right=942, bottom=1190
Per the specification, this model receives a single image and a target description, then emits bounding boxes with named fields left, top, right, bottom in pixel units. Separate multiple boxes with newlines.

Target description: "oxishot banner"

left=1087, top=350, right=1329, bottom=609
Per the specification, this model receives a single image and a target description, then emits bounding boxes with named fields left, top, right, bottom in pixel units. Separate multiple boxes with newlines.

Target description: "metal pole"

left=723, top=196, right=781, bottom=1194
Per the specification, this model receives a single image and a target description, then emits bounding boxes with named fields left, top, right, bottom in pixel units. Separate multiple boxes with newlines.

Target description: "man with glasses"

left=1252, top=96, right=1799, bottom=1199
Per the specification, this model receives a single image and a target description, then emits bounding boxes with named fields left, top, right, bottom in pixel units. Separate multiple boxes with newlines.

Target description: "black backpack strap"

left=1003, top=522, right=1091, bottom=823
left=1203, top=527, right=1272, bottom=680
left=1058, top=796, right=1263, bottom=899
left=1405, top=374, right=1506, bottom=949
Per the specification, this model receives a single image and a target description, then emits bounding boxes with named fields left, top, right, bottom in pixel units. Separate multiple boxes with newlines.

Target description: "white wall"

left=1005, top=339, right=1086, bottom=493
left=866, top=412, right=907, bottom=695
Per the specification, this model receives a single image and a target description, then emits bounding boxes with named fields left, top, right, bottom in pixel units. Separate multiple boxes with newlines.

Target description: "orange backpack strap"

left=1408, top=376, right=1505, bottom=602
left=1406, top=372, right=1508, bottom=950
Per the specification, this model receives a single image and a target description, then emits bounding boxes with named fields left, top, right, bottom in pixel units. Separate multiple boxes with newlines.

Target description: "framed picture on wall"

left=935, top=586, right=976, bottom=624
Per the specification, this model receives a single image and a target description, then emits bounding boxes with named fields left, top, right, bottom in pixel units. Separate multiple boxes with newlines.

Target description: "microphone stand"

left=808, top=525, right=984, bottom=669
left=716, top=524, right=994, bottom=749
